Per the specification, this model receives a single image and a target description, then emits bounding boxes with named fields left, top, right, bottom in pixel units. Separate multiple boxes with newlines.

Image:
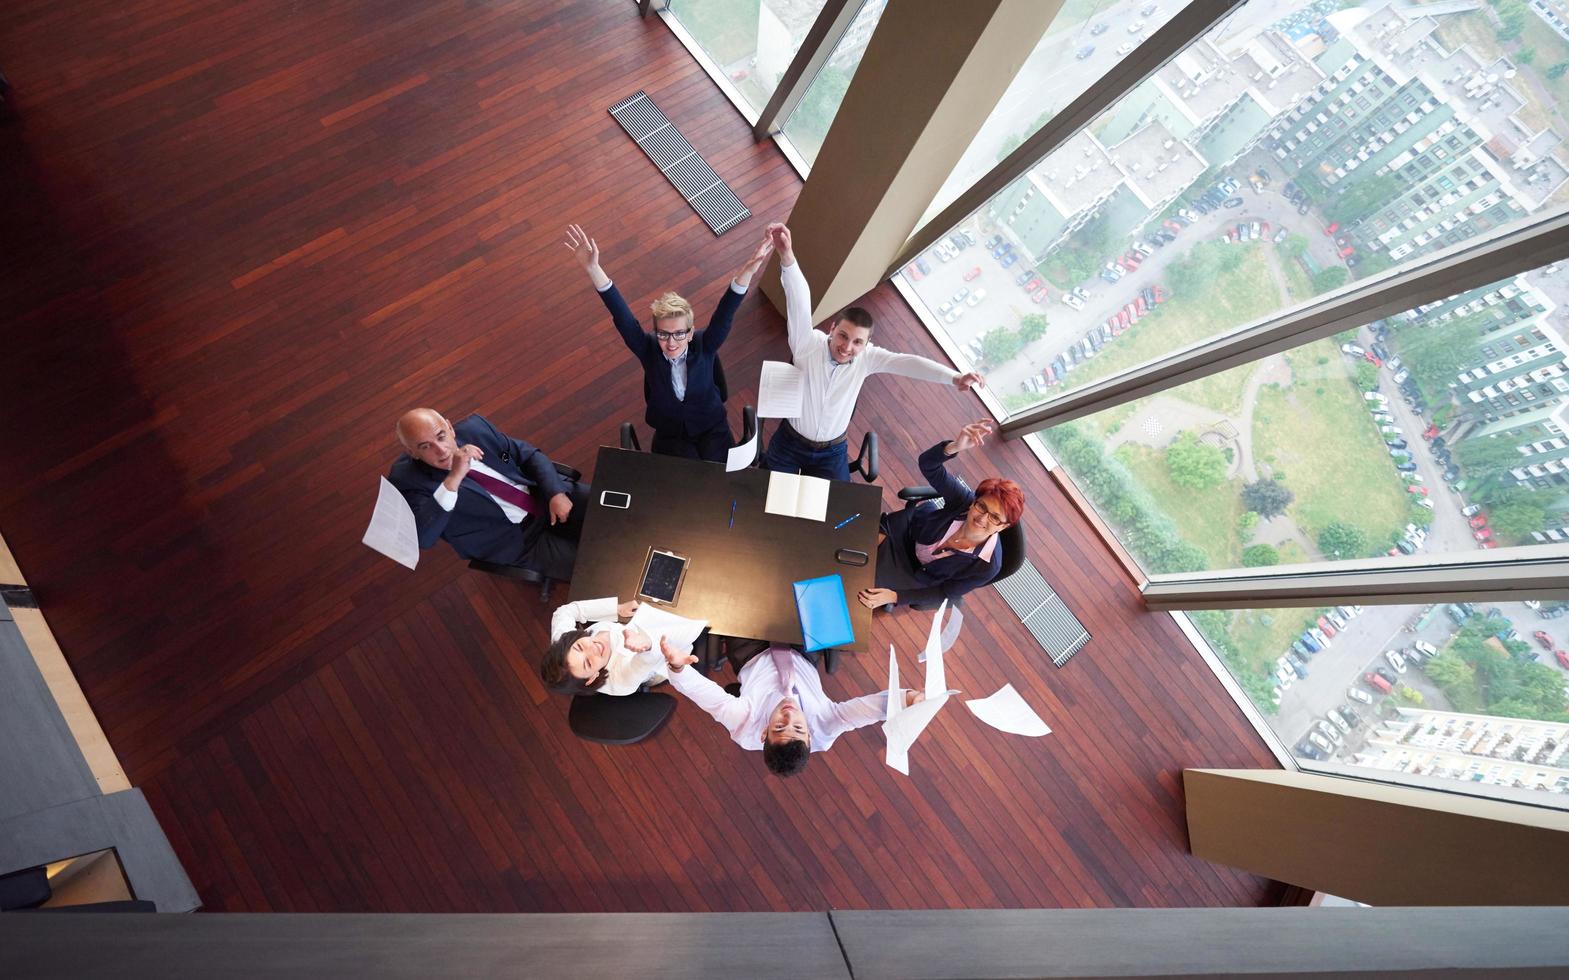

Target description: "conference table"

left=569, top=447, right=882, bottom=652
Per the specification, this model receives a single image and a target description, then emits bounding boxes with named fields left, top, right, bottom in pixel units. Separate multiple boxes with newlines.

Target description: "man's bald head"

left=397, top=408, right=458, bottom=468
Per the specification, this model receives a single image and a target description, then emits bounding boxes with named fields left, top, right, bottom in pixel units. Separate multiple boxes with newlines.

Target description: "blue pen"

left=729, top=499, right=737, bottom=529
left=834, top=512, right=861, bottom=530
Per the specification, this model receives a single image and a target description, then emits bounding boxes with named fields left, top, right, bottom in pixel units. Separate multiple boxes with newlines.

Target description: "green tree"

left=1279, top=234, right=1309, bottom=261
left=1166, top=432, right=1228, bottom=490
left=1496, top=0, right=1528, bottom=41
left=1354, top=361, right=1380, bottom=391
left=1241, top=544, right=1280, bottom=567
left=1489, top=500, right=1548, bottom=541
left=1159, top=542, right=1210, bottom=574
left=1242, top=479, right=1294, bottom=519
left=1017, top=313, right=1049, bottom=344
left=1318, top=521, right=1367, bottom=560
left=979, top=326, right=1023, bottom=366
left=1548, top=61, right=1569, bottom=80
left=1457, top=435, right=1527, bottom=496
left=1237, top=511, right=1259, bottom=535
left=1352, top=252, right=1394, bottom=279
left=1516, top=46, right=1536, bottom=66
left=1312, top=266, right=1349, bottom=293
left=1394, top=310, right=1490, bottom=405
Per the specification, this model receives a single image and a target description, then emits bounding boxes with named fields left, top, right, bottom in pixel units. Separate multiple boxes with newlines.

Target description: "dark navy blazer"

left=597, top=282, right=742, bottom=437
left=882, top=441, right=1005, bottom=606
left=387, top=414, right=570, bottom=564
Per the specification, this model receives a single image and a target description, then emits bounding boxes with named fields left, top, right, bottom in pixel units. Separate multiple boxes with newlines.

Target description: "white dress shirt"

left=665, top=645, right=888, bottom=752
left=779, top=258, right=958, bottom=442
left=431, top=458, right=532, bottom=522
left=549, top=597, right=667, bottom=696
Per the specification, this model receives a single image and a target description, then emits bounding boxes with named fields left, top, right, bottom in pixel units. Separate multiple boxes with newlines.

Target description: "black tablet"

left=637, top=547, right=689, bottom=606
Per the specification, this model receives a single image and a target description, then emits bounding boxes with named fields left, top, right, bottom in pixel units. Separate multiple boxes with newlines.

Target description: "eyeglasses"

left=971, top=500, right=1008, bottom=527
left=655, top=328, right=692, bottom=343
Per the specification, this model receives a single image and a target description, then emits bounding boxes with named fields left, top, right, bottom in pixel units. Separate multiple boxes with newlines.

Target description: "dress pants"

left=761, top=425, right=850, bottom=482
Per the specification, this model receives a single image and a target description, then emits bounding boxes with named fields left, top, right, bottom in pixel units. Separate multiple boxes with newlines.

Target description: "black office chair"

left=467, top=460, right=582, bottom=602
left=750, top=419, right=879, bottom=484
left=891, top=485, right=1027, bottom=610
left=568, top=689, right=676, bottom=744
left=620, top=405, right=758, bottom=461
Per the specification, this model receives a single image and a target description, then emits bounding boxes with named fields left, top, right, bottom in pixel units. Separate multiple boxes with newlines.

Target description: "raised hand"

left=952, top=371, right=985, bottom=391
left=660, top=636, right=697, bottom=670
left=622, top=628, right=652, bottom=653
left=951, top=420, right=994, bottom=454
left=734, top=233, right=774, bottom=288
left=441, top=444, right=482, bottom=490
left=767, top=222, right=794, bottom=263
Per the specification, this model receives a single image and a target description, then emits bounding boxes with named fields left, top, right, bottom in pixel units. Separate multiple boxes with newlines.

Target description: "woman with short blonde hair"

left=567, top=224, right=772, bottom=462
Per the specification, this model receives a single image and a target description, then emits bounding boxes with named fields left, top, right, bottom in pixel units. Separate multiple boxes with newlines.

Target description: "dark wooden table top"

left=569, top=447, right=882, bottom=651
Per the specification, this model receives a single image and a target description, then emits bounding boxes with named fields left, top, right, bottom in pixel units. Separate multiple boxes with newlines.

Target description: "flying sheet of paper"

left=918, top=603, right=964, bottom=664
left=725, top=424, right=759, bottom=472
left=757, top=360, right=805, bottom=419
left=964, top=684, right=1051, bottom=737
left=883, top=605, right=960, bottom=775
left=362, top=477, right=420, bottom=570
left=627, top=605, right=709, bottom=653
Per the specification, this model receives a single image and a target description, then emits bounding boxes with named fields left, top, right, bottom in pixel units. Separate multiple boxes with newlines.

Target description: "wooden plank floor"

left=0, top=0, right=1295, bottom=911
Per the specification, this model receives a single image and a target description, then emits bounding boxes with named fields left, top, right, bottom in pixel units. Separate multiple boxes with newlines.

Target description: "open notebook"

left=765, top=471, right=830, bottom=522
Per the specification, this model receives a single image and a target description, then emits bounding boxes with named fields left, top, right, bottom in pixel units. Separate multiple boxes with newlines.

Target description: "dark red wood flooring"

left=0, top=0, right=1292, bottom=911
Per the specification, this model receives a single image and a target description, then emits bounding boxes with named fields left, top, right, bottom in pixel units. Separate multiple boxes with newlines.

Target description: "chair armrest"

left=619, top=422, right=641, bottom=452
left=897, top=485, right=939, bottom=504
left=553, top=461, right=583, bottom=483
left=852, top=431, right=880, bottom=483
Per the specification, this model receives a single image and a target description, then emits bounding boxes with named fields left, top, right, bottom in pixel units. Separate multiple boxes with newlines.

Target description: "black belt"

left=781, top=421, right=846, bottom=450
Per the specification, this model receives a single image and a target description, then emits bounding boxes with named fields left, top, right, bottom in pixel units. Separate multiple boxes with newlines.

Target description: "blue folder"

left=793, top=574, right=855, bottom=653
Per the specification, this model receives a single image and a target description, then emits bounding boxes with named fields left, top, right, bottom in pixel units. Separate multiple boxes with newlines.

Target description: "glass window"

left=917, top=1, right=1192, bottom=226
left=667, top=0, right=830, bottom=117
left=777, top=0, right=888, bottom=164
left=1188, top=600, right=1569, bottom=808
left=896, top=0, right=1569, bottom=419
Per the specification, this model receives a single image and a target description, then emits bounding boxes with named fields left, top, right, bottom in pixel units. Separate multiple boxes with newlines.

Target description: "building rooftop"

left=1111, top=120, right=1209, bottom=208
left=1034, top=129, right=1122, bottom=216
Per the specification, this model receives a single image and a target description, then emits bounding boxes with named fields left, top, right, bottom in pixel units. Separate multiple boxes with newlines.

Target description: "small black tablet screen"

left=639, top=551, right=686, bottom=604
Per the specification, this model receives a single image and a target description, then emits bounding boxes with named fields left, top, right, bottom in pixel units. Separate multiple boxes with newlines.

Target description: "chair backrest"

left=994, top=522, right=1026, bottom=583
left=568, top=690, right=676, bottom=745
left=713, top=354, right=729, bottom=403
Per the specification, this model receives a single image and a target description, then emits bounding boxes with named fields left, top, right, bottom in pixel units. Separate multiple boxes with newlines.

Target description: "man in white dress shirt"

left=761, top=223, right=985, bottom=481
left=659, top=639, right=920, bottom=777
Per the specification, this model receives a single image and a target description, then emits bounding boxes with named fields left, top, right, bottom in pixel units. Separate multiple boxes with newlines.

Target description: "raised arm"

left=861, top=344, right=984, bottom=390
left=567, top=223, right=650, bottom=357
left=700, top=233, right=774, bottom=352
left=918, top=420, right=994, bottom=508
left=661, top=639, right=752, bottom=735
left=770, top=224, right=817, bottom=360
left=549, top=596, right=620, bottom=641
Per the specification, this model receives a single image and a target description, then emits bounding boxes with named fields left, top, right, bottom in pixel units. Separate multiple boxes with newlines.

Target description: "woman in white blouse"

left=539, top=597, right=669, bottom=695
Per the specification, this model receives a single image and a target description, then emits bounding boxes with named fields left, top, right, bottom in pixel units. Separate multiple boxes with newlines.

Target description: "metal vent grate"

left=993, top=562, right=1090, bottom=668
left=609, top=91, right=751, bottom=236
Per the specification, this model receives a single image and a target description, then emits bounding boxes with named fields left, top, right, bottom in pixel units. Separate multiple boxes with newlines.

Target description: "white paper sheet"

left=725, top=424, right=759, bottom=472
left=757, top=360, right=804, bottom=419
left=362, top=477, right=420, bottom=570
left=882, top=607, right=960, bottom=776
left=627, top=605, right=709, bottom=654
left=919, top=603, right=964, bottom=664
left=964, top=684, right=1051, bottom=737
left=764, top=471, right=830, bottom=521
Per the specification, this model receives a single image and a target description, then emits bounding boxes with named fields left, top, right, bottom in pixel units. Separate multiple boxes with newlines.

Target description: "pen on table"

left=834, top=512, right=860, bottom=530
left=728, top=499, right=737, bottom=529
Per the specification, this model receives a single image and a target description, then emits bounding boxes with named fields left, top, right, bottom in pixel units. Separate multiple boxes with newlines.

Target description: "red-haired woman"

left=858, top=420, right=1024, bottom=611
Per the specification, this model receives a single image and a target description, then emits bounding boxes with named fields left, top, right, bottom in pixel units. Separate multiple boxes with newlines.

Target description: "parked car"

left=1461, top=503, right=1482, bottom=517
left=1325, top=608, right=1348, bottom=630
left=1341, top=343, right=1366, bottom=356
left=1314, top=719, right=1343, bottom=745
left=1296, top=739, right=1326, bottom=760
left=1535, top=630, right=1555, bottom=651
left=1307, top=732, right=1334, bottom=754
left=1474, top=528, right=1493, bottom=543
left=1364, top=671, right=1393, bottom=694
left=1347, top=686, right=1372, bottom=705
left=1299, top=631, right=1322, bottom=654
left=962, top=266, right=982, bottom=282
left=1223, top=196, right=1244, bottom=208
left=1468, top=514, right=1488, bottom=529
left=1375, top=666, right=1397, bottom=687
left=1031, top=286, right=1050, bottom=304
left=1316, top=615, right=1337, bottom=638
left=1557, top=649, right=1569, bottom=670
left=1076, top=44, right=1096, bottom=60
left=1061, top=292, right=1085, bottom=310
left=966, top=288, right=987, bottom=307
left=1309, top=627, right=1330, bottom=648
left=1385, top=649, right=1407, bottom=674
left=1326, top=711, right=1351, bottom=735
left=1412, top=640, right=1437, bottom=658
left=1395, top=460, right=1418, bottom=473
left=1337, top=706, right=1363, bottom=729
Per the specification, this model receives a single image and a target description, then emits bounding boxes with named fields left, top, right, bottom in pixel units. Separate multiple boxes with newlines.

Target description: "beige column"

left=762, top=0, right=1064, bottom=323
left=1185, top=768, right=1569, bottom=906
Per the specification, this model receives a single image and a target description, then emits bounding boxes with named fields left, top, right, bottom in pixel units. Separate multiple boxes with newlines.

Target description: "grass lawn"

left=1229, top=606, right=1318, bottom=675
left=674, top=0, right=762, bottom=67
left=1252, top=339, right=1410, bottom=552
left=1114, top=443, right=1245, bottom=569
left=1061, top=246, right=1277, bottom=413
